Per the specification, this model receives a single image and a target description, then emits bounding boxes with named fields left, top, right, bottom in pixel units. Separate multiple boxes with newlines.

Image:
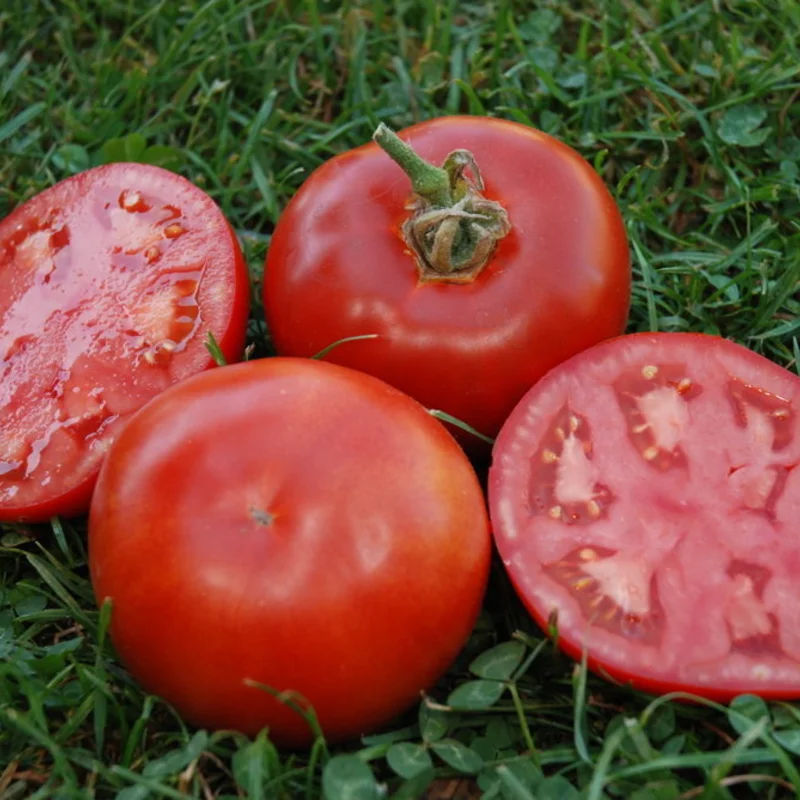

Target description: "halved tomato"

left=0, top=163, right=250, bottom=523
left=489, top=332, right=800, bottom=700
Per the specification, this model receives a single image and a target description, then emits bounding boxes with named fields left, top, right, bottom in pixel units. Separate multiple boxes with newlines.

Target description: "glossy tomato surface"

left=89, top=357, right=491, bottom=747
left=264, top=115, right=630, bottom=448
left=0, top=163, right=250, bottom=523
left=489, top=332, right=800, bottom=700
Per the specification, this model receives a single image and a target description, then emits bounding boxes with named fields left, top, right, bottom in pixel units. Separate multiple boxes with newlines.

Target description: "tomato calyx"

left=372, top=123, right=511, bottom=283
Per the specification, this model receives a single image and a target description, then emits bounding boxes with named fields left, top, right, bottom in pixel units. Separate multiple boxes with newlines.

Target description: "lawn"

left=1, top=0, right=800, bottom=797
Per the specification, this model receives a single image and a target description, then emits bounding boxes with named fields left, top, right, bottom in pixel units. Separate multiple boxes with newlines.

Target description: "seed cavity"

left=530, top=407, right=615, bottom=526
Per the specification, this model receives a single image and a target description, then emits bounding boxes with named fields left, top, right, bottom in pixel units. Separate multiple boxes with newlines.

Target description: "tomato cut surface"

left=0, top=163, right=250, bottom=523
left=489, top=333, right=800, bottom=700
left=88, top=358, right=491, bottom=747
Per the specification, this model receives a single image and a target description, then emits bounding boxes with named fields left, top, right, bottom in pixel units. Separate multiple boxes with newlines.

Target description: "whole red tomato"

left=264, top=116, right=630, bottom=450
left=0, top=163, right=249, bottom=523
left=88, top=357, right=491, bottom=747
left=490, top=332, right=800, bottom=700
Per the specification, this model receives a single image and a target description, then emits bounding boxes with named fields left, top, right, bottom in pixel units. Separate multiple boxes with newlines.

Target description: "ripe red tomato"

left=489, top=332, right=800, bottom=700
left=0, top=163, right=250, bottom=523
left=88, top=357, right=491, bottom=747
left=264, top=115, right=630, bottom=450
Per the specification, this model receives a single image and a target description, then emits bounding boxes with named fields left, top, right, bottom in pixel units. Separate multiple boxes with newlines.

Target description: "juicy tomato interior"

left=0, top=163, right=249, bottom=522
left=489, top=333, right=800, bottom=700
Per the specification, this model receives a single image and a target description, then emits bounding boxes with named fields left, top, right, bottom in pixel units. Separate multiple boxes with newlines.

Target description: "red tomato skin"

left=263, top=116, right=631, bottom=448
left=0, top=163, right=250, bottom=523
left=489, top=331, right=800, bottom=702
left=88, top=358, right=491, bottom=747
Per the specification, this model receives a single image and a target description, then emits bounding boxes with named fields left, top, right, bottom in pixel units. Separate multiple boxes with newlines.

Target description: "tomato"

left=0, top=163, right=250, bottom=523
left=263, top=115, right=630, bottom=451
left=88, top=357, right=491, bottom=747
left=489, top=332, right=800, bottom=701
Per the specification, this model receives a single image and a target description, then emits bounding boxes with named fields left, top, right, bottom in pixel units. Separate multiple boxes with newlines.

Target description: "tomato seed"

left=164, top=223, right=185, bottom=239
left=641, top=365, right=658, bottom=379
left=752, top=665, right=771, bottom=680
left=120, top=190, right=142, bottom=211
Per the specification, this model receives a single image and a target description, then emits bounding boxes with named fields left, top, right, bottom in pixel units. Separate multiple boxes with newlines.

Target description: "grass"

left=1, top=0, right=800, bottom=797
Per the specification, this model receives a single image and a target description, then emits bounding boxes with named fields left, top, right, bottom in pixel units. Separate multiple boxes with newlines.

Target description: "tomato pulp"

left=0, top=163, right=250, bottom=523
left=264, top=116, right=630, bottom=451
left=89, top=358, right=491, bottom=747
left=489, top=333, right=800, bottom=700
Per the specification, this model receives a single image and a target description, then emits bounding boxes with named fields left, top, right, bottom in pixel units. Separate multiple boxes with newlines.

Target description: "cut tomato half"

left=489, top=332, right=800, bottom=700
left=0, top=163, right=250, bottom=523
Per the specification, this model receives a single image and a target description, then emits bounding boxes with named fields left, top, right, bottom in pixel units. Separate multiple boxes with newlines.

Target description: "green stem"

left=372, top=122, right=511, bottom=282
left=373, top=123, right=452, bottom=207
left=508, top=682, right=542, bottom=771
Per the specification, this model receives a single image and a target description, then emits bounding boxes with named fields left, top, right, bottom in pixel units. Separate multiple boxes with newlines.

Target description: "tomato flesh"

left=88, top=358, right=491, bottom=747
left=0, top=163, right=250, bottom=522
left=489, top=333, right=800, bottom=699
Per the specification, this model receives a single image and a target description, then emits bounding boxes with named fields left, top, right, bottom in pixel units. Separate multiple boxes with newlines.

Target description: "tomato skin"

left=88, top=358, right=491, bottom=747
left=264, top=116, right=630, bottom=449
left=0, top=163, right=250, bottom=523
left=489, top=332, right=800, bottom=701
